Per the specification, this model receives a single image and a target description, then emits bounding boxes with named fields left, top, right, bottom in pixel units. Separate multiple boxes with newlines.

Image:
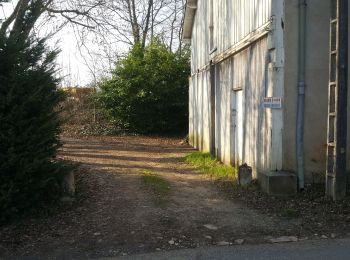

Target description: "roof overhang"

left=182, top=0, right=198, bottom=44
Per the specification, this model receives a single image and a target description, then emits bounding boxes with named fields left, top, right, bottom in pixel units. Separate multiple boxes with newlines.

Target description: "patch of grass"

left=141, top=170, right=170, bottom=207
left=185, top=152, right=237, bottom=181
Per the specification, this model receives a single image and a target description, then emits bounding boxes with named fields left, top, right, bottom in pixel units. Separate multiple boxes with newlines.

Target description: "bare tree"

left=0, top=0, right=186, bottom=86
left=0, top=0, right=104, bottom=41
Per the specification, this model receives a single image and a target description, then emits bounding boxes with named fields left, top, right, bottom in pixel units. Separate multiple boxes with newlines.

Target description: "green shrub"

left=97, top=41, right=190, bottom=135
left=0, top=35, right=66, bottom=223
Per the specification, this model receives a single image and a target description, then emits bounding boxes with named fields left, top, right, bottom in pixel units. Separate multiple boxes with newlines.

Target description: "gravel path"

left=0, top=136, right=297, bottom=259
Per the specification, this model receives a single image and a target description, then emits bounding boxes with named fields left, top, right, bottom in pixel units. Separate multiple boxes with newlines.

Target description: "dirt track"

left=0, top=136, right=298, bottom=258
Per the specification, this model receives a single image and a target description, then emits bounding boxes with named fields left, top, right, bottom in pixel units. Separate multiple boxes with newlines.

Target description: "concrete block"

left=238, top=164, right=252, bottom=186
left=259, top=171, right=297, bottom=196
left=62, top=171, right=75, bottom=197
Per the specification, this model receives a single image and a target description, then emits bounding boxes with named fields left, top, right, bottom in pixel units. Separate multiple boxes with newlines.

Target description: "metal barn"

left=183, top=0, right=350, bottom=195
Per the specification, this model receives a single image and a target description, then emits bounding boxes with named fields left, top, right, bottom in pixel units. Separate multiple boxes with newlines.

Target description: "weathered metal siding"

left=191, top=0, right=210, bottom=73
left=191, top=0, right=272, bottom=72
left=215, top=37, right=271, bottom=173
left=189, top=71, right=211, bottom=152
left=189, top=0, right=284, bottom=175
left=214, top=0, right=272, bottom=55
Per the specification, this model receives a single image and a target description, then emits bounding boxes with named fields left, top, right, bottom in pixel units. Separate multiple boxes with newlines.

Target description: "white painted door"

left=230, top=90, right=236, bottom=166
left=231, top=89, right=243, bottom=166
left=236, top=90, right=243, bottom=166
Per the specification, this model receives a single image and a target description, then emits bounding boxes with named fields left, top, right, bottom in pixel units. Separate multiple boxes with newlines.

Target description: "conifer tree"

left=0, top=2, right=65, bottom=222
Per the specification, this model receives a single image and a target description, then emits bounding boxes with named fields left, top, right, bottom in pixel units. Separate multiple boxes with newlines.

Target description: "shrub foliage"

left=97, top=41, right=190, bottom=134
left=0, top=35, right=65, bottom=222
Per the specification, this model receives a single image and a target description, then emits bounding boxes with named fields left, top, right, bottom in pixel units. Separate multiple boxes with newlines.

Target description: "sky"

left=1, top=1, right=101, bottom=87
left=0, top=1, right=183, bottom=87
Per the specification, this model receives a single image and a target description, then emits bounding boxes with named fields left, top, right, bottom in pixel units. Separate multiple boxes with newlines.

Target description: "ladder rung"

left=327, top=173, right=335, bottom=177
left=331, top=50, right=338, bottom=55
left=331, top=19, right=338, bottom=23
left=329, top=81, right=337, bottom=85
left=328, top=142, right=336, bottom=147
left=329, top=113, right=336, bottom=117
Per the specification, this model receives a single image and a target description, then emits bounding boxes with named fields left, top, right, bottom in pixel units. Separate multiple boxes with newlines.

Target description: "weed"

left=141, top=170, right=170, bottom=207
left=185, top=152, right=237, bottom=181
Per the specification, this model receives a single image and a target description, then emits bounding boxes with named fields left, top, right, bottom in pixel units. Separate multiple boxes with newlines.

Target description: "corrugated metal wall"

left=214, top=37, right=271, bottom=173
left=189, top=71, right=211, bottom=152
left=215, top=0, right=271, bottom=55
left=189, top=0, right=279, bottom=175
left=191, top=0, right=272, bottom=72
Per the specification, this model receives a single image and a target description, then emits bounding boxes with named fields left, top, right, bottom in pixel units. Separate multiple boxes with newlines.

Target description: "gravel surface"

left=0, top=136, right=343, bottom=259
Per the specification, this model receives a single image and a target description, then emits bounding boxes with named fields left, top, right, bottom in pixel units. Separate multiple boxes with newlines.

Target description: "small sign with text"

left=263, top=97, right=282, bottom=109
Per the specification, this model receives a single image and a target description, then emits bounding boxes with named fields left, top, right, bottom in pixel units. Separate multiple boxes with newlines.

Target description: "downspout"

left=296, top=0, right=307, bottom=190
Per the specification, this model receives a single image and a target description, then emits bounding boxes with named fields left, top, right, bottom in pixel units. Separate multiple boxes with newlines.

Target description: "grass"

left=185, top=152, right=237, bottom=181
left=141, top=170, right=170, bottom=206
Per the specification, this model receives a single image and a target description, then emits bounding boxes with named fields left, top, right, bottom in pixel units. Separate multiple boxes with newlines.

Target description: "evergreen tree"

left=98, top=41, right=190, bottom=134
left=0, top=24, right=65, bottom=222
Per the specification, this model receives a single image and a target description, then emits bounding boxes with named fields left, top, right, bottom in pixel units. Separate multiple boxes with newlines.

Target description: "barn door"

left=230, top=89, right=236, bottom=166
left=210, top=63, right=216, bottom=156
left=231, top=89, right=243, bottom=166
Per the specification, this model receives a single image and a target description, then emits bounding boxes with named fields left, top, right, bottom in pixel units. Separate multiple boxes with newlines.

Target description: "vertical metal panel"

left=189, top=1, right=282, bottom=174
left=188, top=70, right=211, bottom=152
left=191, top=0, right=272, bottom=72
left=214, top=37, right=270, bottom=173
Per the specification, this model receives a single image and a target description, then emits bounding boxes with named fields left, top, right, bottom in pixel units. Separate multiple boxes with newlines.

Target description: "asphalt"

left=112, top=238, right=350, bottom=260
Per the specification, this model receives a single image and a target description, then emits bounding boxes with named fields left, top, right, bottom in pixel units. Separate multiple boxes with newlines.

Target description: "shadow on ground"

left=0, top=136, right=299, bottom=259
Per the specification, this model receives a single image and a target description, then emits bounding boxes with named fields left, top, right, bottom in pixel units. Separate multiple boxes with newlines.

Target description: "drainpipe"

left=296, top=0, right=307, bottom=190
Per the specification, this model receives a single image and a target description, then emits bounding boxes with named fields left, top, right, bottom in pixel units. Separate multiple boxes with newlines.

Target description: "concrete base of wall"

left=259, top=171, right=297, bottom=196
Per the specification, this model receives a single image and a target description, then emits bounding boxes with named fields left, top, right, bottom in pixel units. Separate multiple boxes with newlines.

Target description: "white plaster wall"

left=283, top=0, right=350, bottom=183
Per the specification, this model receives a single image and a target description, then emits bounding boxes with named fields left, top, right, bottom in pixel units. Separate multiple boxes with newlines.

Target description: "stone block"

left=259, top=171, right=297, bottom=196
left=238, top=164, right=252, bottom=186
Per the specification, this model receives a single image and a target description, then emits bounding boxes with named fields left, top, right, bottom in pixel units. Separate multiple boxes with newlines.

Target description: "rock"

left=321, top=235, right=328, bottom=239
left=238, top=164, right=252, bottom=186
left=156, top=248, right=161, bottom=251
left=205, top=235, right=212, bottom=240
left=234, top=239, right=245, bottom=245
left=168, top=240, right=175, bottom=245
left=93, top=232, right=101, bottom=236
left=331, top=233, right=337, bottom=238
left=217, top=241, right=230, bottom=246
left=270, top=236, right=298, bottom=243
left=204, top=224, right=218, bottom=230
left=130, top=231, right=135, bottom=235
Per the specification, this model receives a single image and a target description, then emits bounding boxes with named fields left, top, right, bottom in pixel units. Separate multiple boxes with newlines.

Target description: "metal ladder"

left=326, top=0, right=348, bottom=200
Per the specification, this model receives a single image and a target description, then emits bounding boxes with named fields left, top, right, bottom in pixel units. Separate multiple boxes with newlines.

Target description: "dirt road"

left=0, top=136, right=297, bottom=258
